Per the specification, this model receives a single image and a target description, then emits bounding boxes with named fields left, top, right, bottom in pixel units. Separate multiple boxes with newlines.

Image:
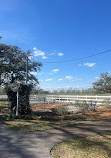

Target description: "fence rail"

left=0, top=95, right=111, bottom=105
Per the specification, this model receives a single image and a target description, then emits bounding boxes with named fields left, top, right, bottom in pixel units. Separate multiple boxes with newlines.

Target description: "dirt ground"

left=31, top=103, right=111, bottom=119
left=31, top=103, right=61, bottom=111
left=1, top=103, right=111, bottom=120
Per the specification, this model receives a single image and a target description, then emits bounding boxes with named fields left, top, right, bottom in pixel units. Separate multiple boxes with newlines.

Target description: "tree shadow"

left=1, top=119, right=111, bottom=158
left=46, top=122, right=111, bottom=157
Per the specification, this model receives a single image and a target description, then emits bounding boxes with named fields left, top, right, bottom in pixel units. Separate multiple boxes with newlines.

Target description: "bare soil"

left=1, top=103, right=111, bottom=120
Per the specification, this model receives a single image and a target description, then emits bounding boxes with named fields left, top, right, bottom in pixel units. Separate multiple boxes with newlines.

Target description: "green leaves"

left=0, top=43, right=42, bottom=86
left=93, top=72, right=111, bottom=93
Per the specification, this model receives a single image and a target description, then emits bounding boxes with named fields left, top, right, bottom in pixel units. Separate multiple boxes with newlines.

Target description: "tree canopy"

left=93, top=72, right=111, bottom=93
left=0, top=40, right=42, bottom=115
left=0, top=43, right=42, bottom=86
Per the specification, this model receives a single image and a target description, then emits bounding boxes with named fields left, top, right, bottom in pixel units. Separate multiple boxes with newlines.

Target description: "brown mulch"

left=83, top=108, right=111, bottom=119
left=1, top=103, right=111, bottom=120
left=31, top=103, right=61, bottom=111
left=31, top=104, right=111, bottom=119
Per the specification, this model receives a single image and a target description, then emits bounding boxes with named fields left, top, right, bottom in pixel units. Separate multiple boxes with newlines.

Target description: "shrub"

left=102, top=98, right=111, bottom=108
left=75, top=100, right=96, bottom=113
left=52, top=105, right=68, bottom=117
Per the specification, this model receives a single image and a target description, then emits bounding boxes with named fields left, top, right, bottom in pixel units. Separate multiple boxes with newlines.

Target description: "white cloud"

left=58, top=78, right=63, bottom=81
left=65, top=76, right=73, bottom=80
left=52, top=69, right=59, bottom=73
left=45, top=79, right=53, bottom=82
left=58, top=53, right=64, bottom=56
left=42, top=56, right=48, bottom=59
left=30, top=71, right=37, bottom=75
left=28, top=56, right=33, bottom=60
left=33, top=47, right=48, bottom=59
left=33, top=47, right=37, bottom=51
left=34, top=50, right=45, bottom=56
left=95, top=77, right=100, bottom=79
left=84, top=62, right=96, bottom=67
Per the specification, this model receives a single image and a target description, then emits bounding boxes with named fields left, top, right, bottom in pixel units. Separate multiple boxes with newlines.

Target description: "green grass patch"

left=4, top=120, right=54, bottom=131
left=3, top=116, right=95, bottom=131
left=51, top=133, right=111, bottom=158
left=2, top=110, right=106, bottom=132
left=4, top=119, right=84, bottom=131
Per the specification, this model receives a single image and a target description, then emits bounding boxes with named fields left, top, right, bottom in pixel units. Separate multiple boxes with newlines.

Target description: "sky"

left=0, top=0, right=111, bottom=91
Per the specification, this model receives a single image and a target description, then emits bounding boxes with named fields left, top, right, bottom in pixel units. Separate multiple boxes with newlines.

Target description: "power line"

left=44, top=49, right=111, bottom=64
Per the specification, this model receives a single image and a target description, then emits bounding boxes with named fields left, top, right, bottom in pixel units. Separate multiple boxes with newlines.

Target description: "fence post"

left=67, top=95, right=68, bottom=102
left=52, top=95, right=54, bottom=103
left=77, top=95, right=78, bottom=100
left=86, top=95, right=87, bottom=102
left=96, top=95, right=97, bottom=101
left=36, top=94, right=38, bottom=105
left=47, top=96, right=49, bottom=104
left=59, top=95, right=60, bottom=104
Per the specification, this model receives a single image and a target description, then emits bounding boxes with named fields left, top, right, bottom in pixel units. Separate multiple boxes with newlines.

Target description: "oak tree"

left=0, top=41, right=42, bottom=115
left=93, top=72, right=111, bottom=94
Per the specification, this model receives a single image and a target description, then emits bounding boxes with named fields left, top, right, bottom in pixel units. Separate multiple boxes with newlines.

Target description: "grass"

left=4, top=120, right=54, bottom=131
left=4, top=118, right=89, bottom=131
left=1, top=106, right=111, bottom=132
left=50, top=132, right=111, bottom=158
left=2, top=107, right=111, bottom=131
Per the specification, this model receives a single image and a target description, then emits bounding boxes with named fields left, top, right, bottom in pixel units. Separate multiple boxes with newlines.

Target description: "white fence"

left=0, top=95, right=8, bottom=100
left=30, top=95, right=111, bottom=105
left=1, top=94, right=111, bottom=105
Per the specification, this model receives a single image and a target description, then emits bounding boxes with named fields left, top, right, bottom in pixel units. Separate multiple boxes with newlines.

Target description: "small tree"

left=0, top=40, right=42, bottom=115
left=93, top=72, right=111, bottom=94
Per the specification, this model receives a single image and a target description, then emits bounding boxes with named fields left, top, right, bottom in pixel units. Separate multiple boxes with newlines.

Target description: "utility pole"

left=16, top=90, right=19, bottom=116
left=26, top=52, right=28, bottom=85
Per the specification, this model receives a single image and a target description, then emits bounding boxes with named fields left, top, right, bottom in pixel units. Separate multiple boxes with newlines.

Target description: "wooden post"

left=26, top=53, right=28, bottom=85
left=67, top=95, right=68, bottom=102
left=86, top=95, right=87, bottom=102
left=16, top=91, right=19, bottom=116
left=96, top=95, right=97, bottom=101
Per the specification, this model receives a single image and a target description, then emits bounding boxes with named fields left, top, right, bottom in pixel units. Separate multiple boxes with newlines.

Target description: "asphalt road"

left=1, top=120, right=111, bottom=158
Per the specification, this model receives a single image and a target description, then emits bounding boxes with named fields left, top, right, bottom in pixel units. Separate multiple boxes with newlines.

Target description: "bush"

left=75, top=100, right=96, bottom=113
left=102, top=98, right=111, bottom=108
left=52, top=105, right=68, bottom=117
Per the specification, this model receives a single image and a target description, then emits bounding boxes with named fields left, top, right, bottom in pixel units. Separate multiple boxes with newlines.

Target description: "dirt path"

left=0, top=120, right=111, bottom=158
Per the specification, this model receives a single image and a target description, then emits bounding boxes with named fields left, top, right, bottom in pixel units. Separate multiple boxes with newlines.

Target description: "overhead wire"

left=43, top=49, right=111, bottom=64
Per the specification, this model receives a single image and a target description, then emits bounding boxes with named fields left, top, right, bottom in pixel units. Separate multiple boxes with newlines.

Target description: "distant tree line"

left=31, top=87, right=49, bottom=95
left=30, top=71, right=111, bottom=95
left=50, top=87, right=95, bottom=95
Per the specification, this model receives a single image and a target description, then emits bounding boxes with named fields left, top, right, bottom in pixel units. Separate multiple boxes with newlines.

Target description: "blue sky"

left=0, top=0, right=111, bottom=90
